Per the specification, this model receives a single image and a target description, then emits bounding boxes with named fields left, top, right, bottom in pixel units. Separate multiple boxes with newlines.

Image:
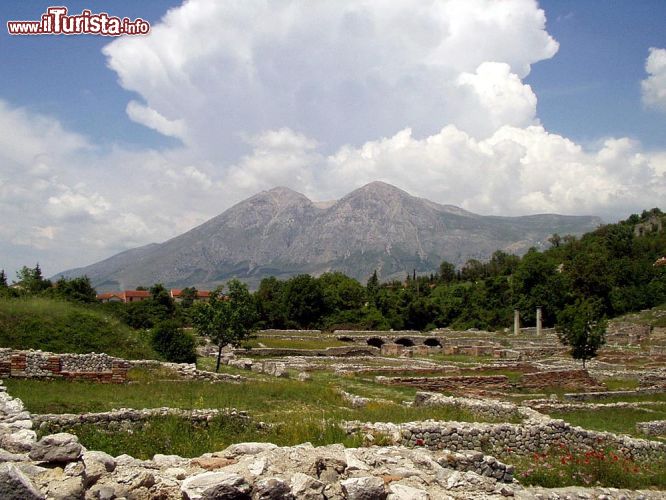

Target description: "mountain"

left=57, top=182, right=602, bottom=291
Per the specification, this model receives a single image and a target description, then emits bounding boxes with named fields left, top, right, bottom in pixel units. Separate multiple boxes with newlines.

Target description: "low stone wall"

left=375, top=375, right=510, bottom=392
left=128, top=360, right=244, bottom=383
left=413, top=392, right=522, bottom=422
left=640, top=374, right=666, bottom=388
left=259, top=329, right=322, bottom=335
left=345, top=418, right=665, bottom=462
left=606, top=321, right=651, bottom=345
left=636, top=420, right=666, bottom=436
left=519, top=369, right=603, bottom=391
left=0, top=349, right=129, bottom=383
left=33, top=407, right=250, bottom=433
left=233, top=346, right=380, bottom=357
left=563, top=388, right=665, bottom=401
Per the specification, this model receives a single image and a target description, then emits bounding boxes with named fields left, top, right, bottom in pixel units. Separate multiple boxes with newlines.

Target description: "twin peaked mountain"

left=60, top=182, right=601, bottom=291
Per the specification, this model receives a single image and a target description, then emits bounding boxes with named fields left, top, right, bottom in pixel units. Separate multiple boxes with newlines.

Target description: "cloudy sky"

left=1, top=0, right=665, bottom=279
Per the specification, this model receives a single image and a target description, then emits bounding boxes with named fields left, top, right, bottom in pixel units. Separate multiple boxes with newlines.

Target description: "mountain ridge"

left=56, top=182, right=602, bottom=291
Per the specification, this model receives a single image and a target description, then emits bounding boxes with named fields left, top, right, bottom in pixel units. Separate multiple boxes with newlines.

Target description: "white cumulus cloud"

left=642, top=48, right=666, bottom=112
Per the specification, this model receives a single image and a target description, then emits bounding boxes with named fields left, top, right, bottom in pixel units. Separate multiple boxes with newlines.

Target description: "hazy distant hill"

left=57, top=182, right=602, bottom=291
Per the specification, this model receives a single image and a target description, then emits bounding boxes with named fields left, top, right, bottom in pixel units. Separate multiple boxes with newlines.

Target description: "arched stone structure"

left=423, top=338, right=442, bottom=347
left=367, top=337, right=385, bottom=348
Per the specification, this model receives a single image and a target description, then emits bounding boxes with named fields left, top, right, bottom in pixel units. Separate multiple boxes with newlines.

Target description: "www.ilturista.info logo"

left=7, top=7, right=150, bottom=36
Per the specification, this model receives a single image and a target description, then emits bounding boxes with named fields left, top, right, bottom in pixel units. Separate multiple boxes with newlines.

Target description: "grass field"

left=549, top=406, right=666, bottom=439
left=6, top=365, right=520, bottom=459
left=0, top=297, right=156, bottom=359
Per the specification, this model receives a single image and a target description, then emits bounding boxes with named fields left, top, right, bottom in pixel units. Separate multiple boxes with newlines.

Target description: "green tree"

left=150, top=320, right=197, bottom=363
left=15, top=264, right=52, bottom=294
left=0, top=269, right=7, bottom=288
left=556, top=298, right=607, bottom=368
left=180, top=287, right=198, bottom=308
left=438, top=261, right=456, bottom=283
left=255, top=277, right=288, bottom=328
left=281, top=274, right=325, bottom=328
left=150, top=283, right=175, bottom=315
left=49, top=276, right=97, bottom=303
left=366, top=270, right=380, bottom=305
left=192, top=279, right=258, bottom=371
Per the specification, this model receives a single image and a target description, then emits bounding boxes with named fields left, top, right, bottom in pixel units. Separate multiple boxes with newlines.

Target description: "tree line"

left=2, top=208, right=664, bottom=367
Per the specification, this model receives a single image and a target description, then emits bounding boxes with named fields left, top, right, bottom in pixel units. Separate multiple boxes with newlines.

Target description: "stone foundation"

left=519, top=369, right=604, bottom=391
left=33, top=407, right=250, bottom=433
left=0, top=349, right=129, bottom=384
left=375, top=375, right=510, bottom=392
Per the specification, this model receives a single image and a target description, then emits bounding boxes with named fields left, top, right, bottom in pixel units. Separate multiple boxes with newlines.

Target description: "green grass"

left=549, top=407, right=666, bottom=439
left=425, top=353, right=494, bottom=364
left=508, top=445, right=666, bottom=489
left=6, top=373, right=516, bottom=427
left=602, top=378, right=640, bottom=391
left=39, top=414, right=363, bottom=459
left=0, top=297, right=156, bottom=359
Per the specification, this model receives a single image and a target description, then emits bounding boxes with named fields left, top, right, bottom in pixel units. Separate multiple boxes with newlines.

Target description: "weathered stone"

left=387, top=484, right=430, bottom=500
left=290, top=472, right=324, bottom=500
left=252, top=477, right=294, bottom=499
left=47, top=475, right=84, bottom=500
left=83, top=450, right=116, bottom=486
left=29, top=433, right=82, bottom=463
left=191, top=456, right=237, bottom=470
left=1, top=428, right=37, bottom=452
left=0, top=463, right=44, bottom=500
left=181, top=471, right=251, bottom=500
left=223, top=442, right=278, bottom=458
left=152, top=453, right=187, bottom=468
left=0, top=448, right=29, bottom=462
left=340, top=476, right=387, bottom=500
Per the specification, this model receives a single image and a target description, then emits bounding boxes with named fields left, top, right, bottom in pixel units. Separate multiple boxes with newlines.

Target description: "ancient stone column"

left=536, top=306, right=542, bottom=336
left=514, top=309, right=520, bottom=334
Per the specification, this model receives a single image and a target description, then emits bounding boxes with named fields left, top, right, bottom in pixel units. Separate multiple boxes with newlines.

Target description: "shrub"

left=151, top=320, right=197, bottom=363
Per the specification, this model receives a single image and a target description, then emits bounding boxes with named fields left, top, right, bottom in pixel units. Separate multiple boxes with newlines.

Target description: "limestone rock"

left=223, top=442, right=278, bottom=458
left=46, top=475, right=84, bottom=500
left=340, top=476, right=387, bottom=500
left=1, top=428, right=37, bottom=452
left=152, top=453, right=187, bottom=468
left=290, top=472, right=324, bottom=500
left=252, top=477, right=294, bottom=499
left=181, top=471, right=251, bottom=500
left=191, top=456, right=237, bottom=470
left=83, top=450, right=116, bottom=486
left=29, top=433, right=82, bottom=463
left=0, top=463, right=45, bottom=500
left=387, top=483, right=429, bottom=500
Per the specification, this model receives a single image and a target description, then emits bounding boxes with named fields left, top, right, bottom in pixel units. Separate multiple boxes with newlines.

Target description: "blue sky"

left=528, top=1, right=666, bottom=149
left=0, top=0, right=665, bottom=277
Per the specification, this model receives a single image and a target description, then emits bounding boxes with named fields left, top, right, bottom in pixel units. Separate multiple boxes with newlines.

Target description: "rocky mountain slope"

left=57, top=182, right=601, bottom=291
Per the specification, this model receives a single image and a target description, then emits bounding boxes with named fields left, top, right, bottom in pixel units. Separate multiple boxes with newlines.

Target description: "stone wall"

left=413, top=392, right=522, bottom=422
left=345, top=418, right=665, bottom=462
left=519, top=369, right=604, bottom=391
left=0, top=349, right=129, bottom=384
left=606, top=321, right=651, bottom=345
left=640, top=374, right=666, bottom=388
left=563, top=388, right=665, bottom=401
left=33, top=407, right=250, bottom=433
left=128, top=360, right=244, bottom=383
left=375, top=375, right=510, bottom=392
left=233, top=345, right=380, bottom=357
left=636, top=420, right=666, bottom=437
